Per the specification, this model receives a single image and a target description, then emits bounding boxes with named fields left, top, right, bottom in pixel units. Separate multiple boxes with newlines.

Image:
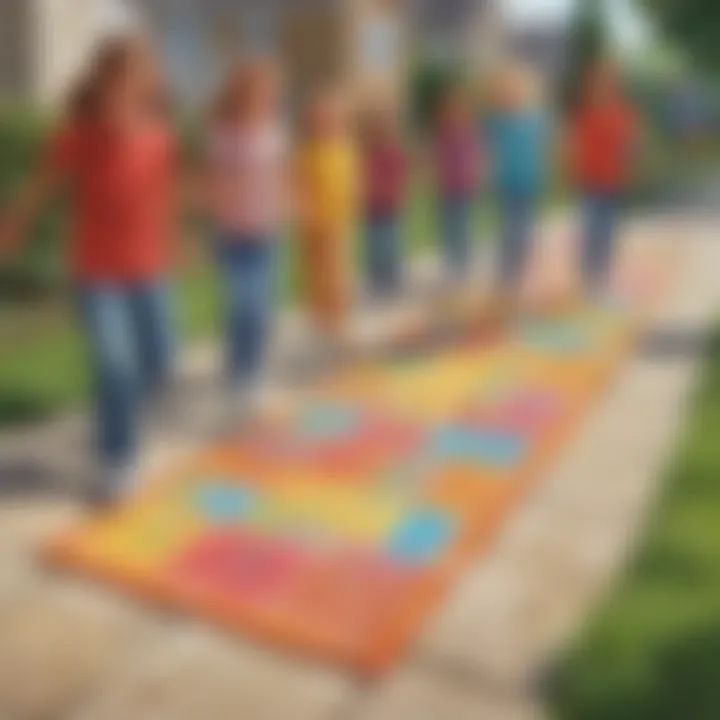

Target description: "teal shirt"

left=485, top=111, right=549, bottom=197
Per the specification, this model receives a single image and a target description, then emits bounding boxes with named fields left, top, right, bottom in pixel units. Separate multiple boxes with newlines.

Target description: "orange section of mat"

left=45, top=245, right=674, bottom=675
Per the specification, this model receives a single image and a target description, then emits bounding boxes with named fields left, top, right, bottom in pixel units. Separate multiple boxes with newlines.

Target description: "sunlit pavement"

left=1, top=212, right=718, bottom=720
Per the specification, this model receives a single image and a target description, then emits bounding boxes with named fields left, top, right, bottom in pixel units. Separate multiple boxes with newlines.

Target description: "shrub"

left=409, top=57, right=463, bottom=132
left=0, top=106, right=67, bottom=300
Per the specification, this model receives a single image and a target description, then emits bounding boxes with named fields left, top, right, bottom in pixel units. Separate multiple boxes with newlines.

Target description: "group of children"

left=0, top=36, right=639, bottom=505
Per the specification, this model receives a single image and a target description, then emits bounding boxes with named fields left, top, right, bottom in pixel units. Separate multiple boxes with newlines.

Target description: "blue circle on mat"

left=389, top=511, right=456, bottom=565
left=430, top=427, right=526, bottom=469
left=195, top=482, right=259, bottom=524
left=298, top=404, right=361, bottom=439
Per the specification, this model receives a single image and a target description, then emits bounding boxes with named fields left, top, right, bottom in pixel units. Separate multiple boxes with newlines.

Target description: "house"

left=134, top=0, right=408, bottom=108
left=0, top=0, right=501, bottom=109
left=134, top=0, right=503, bottom=107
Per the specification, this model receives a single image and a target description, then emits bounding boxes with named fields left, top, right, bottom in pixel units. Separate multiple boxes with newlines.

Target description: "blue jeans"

left=440, top=195, right=474, bottom=277
left=498, top=193, right=538, bottom=291
left=215, top=236, right=276, bottom=387
left=77, top=281, right=175, bottom=469
left=365, top=212, right=403, bottom=297
left=581, top=193, right=621, bottom=292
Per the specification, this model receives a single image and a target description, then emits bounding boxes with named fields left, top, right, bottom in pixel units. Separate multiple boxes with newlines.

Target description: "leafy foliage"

left=409, top=58, right=461, bottom=131
left=641, top=0, right=720, bottom=75
left=561, top=0, right=610, bottom=112
left=549, top=330, right=720, bottom=720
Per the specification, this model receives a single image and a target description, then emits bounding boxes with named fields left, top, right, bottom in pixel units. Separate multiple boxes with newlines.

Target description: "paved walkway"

left=0, top=213, right=718, bottom=720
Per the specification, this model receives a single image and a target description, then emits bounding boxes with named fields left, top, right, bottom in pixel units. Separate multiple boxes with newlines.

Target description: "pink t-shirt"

left=207, top=122, right=287, bottom=237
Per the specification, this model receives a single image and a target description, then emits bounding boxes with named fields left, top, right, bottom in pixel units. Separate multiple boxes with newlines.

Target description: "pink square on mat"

left=168, top=530, right=310, bottom=606
left=465, top=390, right=564, bottom=436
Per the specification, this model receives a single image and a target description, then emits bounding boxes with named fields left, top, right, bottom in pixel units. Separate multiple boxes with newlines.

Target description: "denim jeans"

left=215, top=235, right=276, bottom=388
left=439, top=195, right=474, bottom=278
left=365, top=212, right=403, bottom=297
left=498, top=193, right=538, bottom=291
left=77, top=280, right=175, bottom=470
left=581, top=193, right=621, bottom=292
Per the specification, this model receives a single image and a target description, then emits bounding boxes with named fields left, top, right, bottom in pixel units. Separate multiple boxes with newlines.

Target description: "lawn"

left=549, top=329, right=720, bottom=720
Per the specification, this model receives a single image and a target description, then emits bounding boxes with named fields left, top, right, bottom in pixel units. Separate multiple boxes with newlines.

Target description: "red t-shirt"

left=47, top=120, right=176, bottom=282
left=570, top=102, right=638, bottom=192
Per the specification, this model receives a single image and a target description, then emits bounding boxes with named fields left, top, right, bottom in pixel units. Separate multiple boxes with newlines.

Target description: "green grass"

left=549, top=330, right=720, bottom=720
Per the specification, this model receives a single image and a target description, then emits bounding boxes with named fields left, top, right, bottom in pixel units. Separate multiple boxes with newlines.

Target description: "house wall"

left=413, top=0, right=504, bottom=74
left=348, top=0, right=406, bottom=105
left=280, top=1, right=348, bottom=106
left=0, top=0, right=104, bottom=106
left=0, top=0, right=32, bottom=102
left=33, top=0, right=101, bottom=104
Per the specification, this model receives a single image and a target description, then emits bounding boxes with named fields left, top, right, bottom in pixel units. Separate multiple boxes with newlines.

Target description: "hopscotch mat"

left=45, top=237, right=675, bottom=675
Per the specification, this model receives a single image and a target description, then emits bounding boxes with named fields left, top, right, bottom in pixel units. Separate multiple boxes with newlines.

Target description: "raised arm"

left=0, top=165, right=64, bottom=261
left=0, top=133, right=69, bottom=262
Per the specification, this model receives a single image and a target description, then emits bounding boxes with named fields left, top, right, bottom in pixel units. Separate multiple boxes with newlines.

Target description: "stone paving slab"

left=0, top=577, right=162, bottom=720
left=73, top=627, right=352, bottom=720
left=351, top=664, right=540, bottom=720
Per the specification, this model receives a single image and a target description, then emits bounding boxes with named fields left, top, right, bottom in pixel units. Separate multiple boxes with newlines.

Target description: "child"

left=485, top=64, right=549, bottom=303
left=433, top=87, right=481, bottom=280
left=0, top=37, right=178, bottom=505
left=295, top=87, right=358, bottom=346
left=567, top=60, right=639, bottom=298
left=361, top=100, right=408, bottom=299
left=204, top=59, right=287, bottom=421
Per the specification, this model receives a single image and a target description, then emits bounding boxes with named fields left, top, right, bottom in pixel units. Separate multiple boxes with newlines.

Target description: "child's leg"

left=581, top=193, right=619, bottom=295
left=385, top=215, right=403, bottom=294
left=366, top=214, right=401, bottom=297
left=365, top=217, right=385, bottom=296
left=76, top=286, right=139, bottom=495
left=129, top=280, right=176, bottom=402
left=217, top=241, right=276, bottom=389
left=440, top=196, right=472, bottom=278
left=498, top=194, right=534, bottom=294
left=306, top=229, right=349, bottom=337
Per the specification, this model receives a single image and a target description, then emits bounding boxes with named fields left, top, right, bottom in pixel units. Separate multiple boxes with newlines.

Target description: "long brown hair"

left=211, top=59, right=280, bottom=126
left=67, top=35, right=160, bottom=121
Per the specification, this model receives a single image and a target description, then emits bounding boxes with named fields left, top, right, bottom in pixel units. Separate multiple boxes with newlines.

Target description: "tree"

left=640, top=0, right=720, bottom=75
left=561, top=0, right=610, bottom=112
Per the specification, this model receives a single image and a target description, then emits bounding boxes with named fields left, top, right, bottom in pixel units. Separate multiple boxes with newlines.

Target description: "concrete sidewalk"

left=0, top=213, right=718, bottom=720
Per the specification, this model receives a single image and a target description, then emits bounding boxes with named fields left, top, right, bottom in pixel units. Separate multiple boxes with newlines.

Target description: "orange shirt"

left=570, top=102, right=638, bottom=192
left=48, top=120, right=176, bottom=282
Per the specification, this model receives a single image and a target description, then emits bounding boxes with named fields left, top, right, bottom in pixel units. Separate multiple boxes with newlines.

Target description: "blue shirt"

left=485, top=111, right=549, bottom=197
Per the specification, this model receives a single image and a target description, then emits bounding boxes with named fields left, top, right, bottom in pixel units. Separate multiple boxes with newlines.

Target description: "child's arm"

left=0, top=163, right=63, bottom=262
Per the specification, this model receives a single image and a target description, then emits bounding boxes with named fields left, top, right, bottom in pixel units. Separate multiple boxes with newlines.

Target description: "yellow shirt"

left=296, top=138, right=358, bottom=232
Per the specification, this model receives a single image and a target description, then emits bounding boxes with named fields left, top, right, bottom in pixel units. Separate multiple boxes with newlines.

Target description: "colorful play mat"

left=46, top=240, right=672, bottom=674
